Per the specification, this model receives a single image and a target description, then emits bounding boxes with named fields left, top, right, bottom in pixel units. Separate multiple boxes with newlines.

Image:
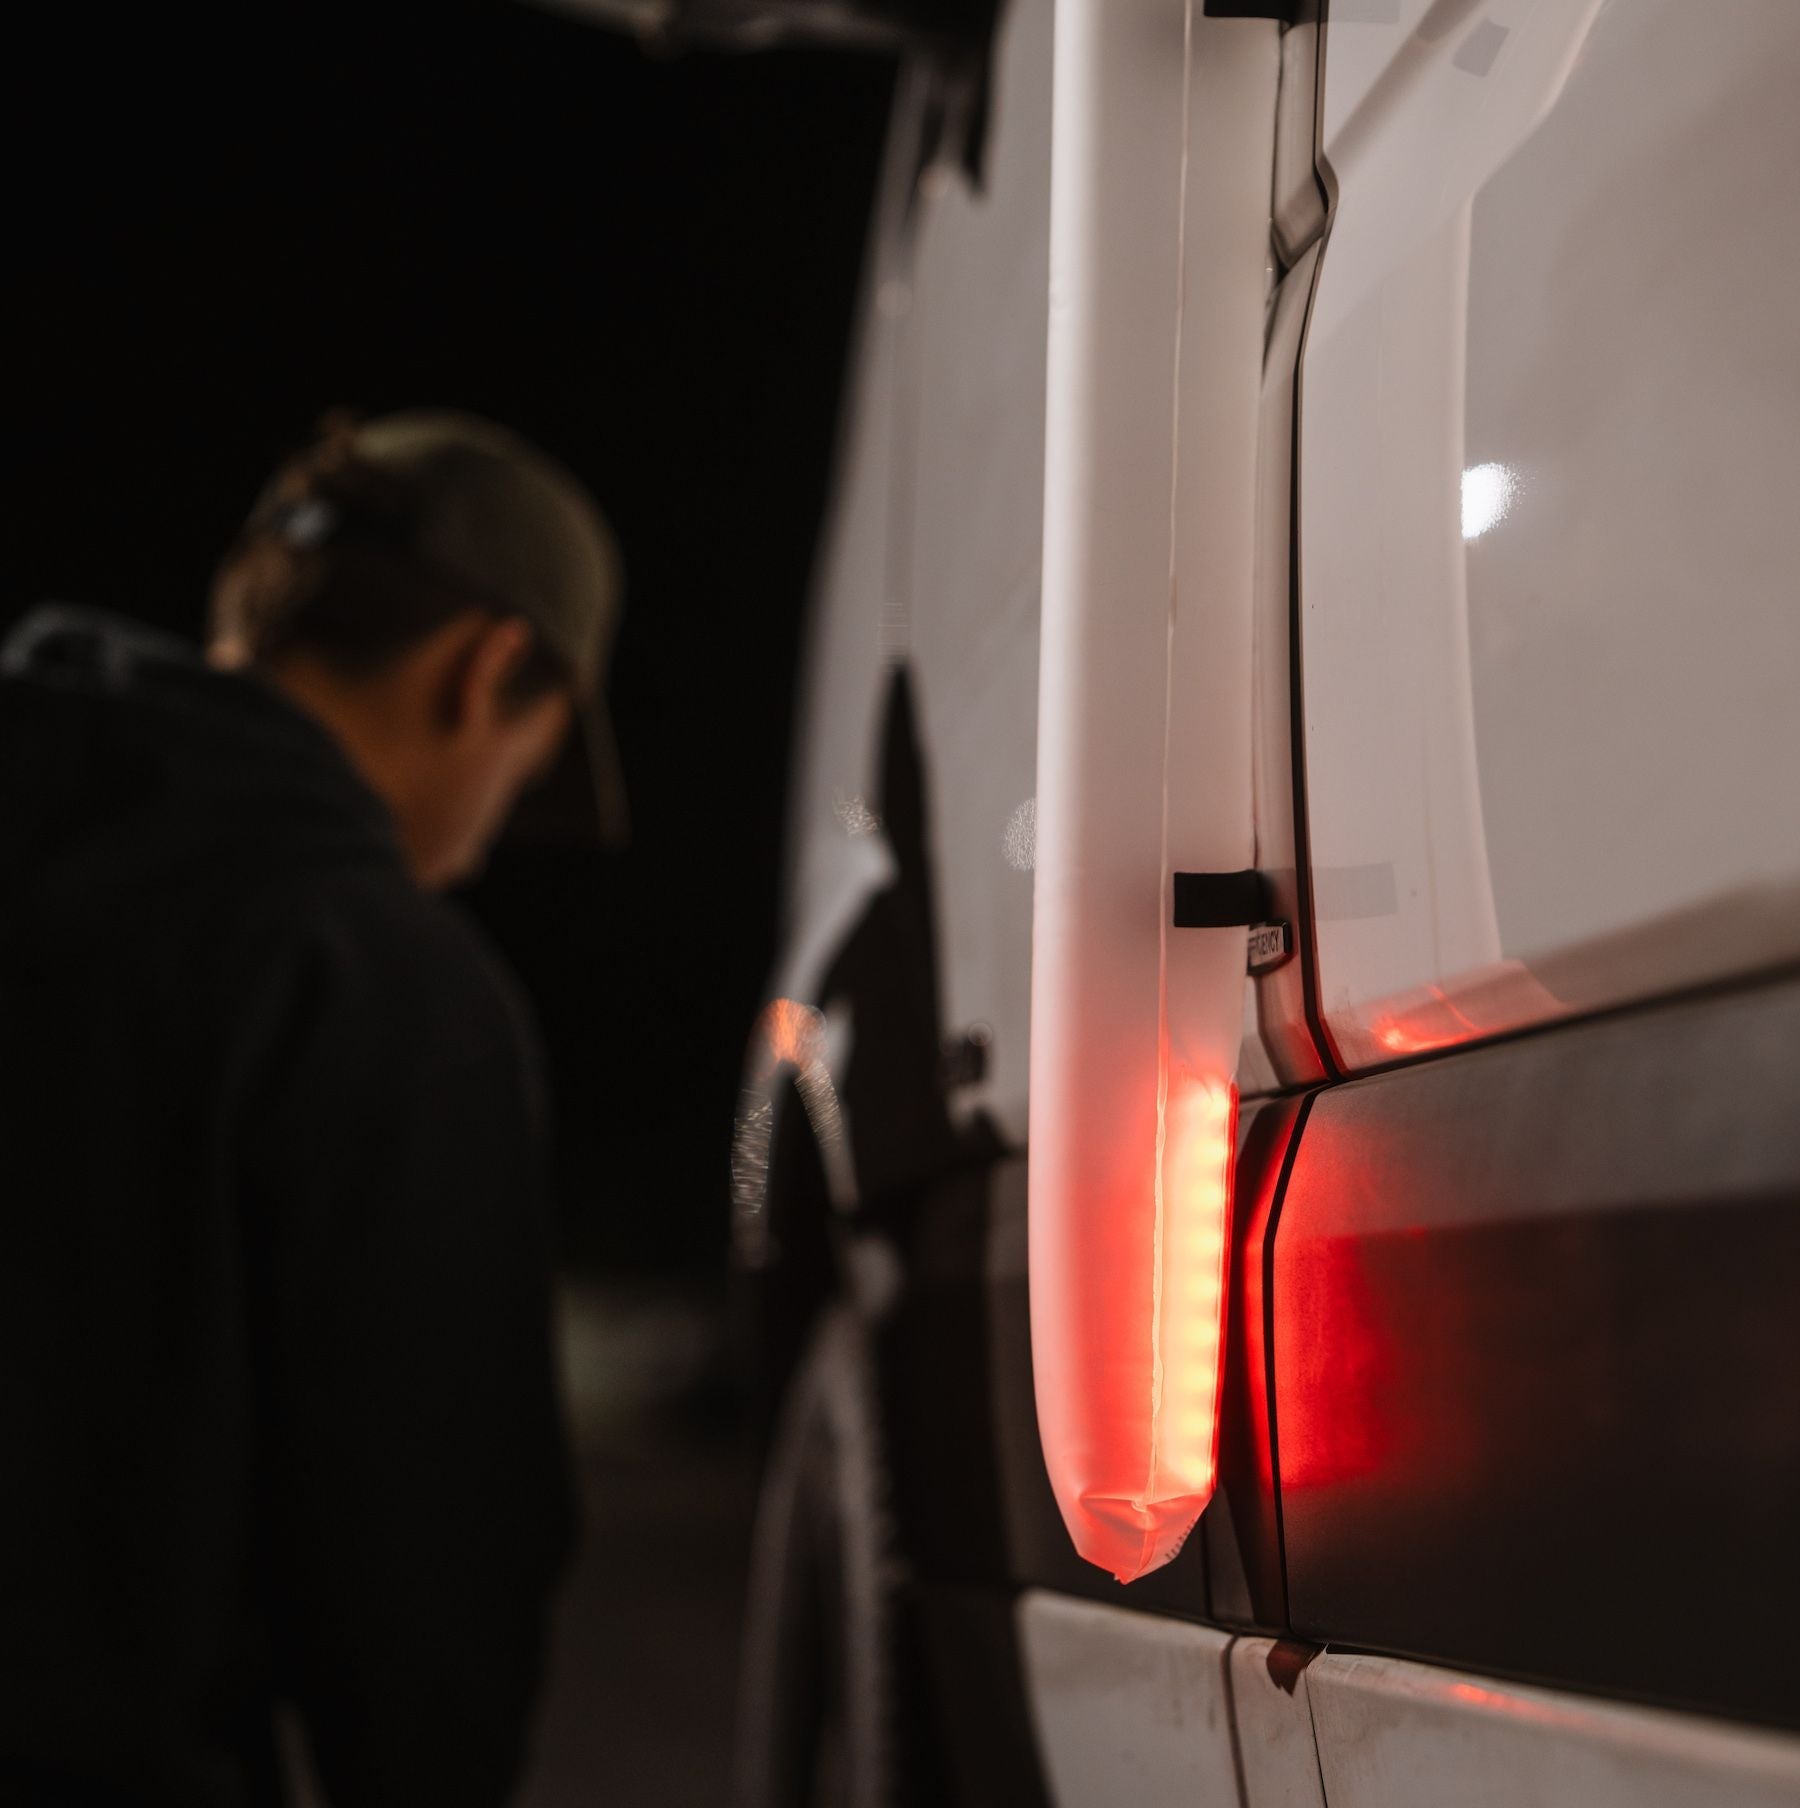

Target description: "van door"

left=1272, top=0, right=1800, bottom=1782
left=1295, top=0, right=1800, bottom=1066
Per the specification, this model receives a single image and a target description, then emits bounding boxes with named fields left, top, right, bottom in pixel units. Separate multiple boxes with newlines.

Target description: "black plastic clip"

left=1172, top=870, right=1272, bottom=929
left=1203, top=0, right=1312, bottom=22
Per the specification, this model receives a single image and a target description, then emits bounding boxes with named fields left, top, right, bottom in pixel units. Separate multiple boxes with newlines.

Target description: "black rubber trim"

left=1286, top=97, right=1340, bottom=1079
left=1173, top=870, right=1272, bottom=928
left=1261, top=1087, right=1315, bottom=1621
left=1204, top=0, right=1311, bottom=20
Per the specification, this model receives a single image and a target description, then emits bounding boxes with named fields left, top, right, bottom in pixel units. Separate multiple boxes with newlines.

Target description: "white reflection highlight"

left=731, top=998, right=855, bottom=1268
left=834, top=792, right=880, bottom=838
left=1003, top=797, right=1036, bottom=872
left=1462, top=462, right=1518, bottom=541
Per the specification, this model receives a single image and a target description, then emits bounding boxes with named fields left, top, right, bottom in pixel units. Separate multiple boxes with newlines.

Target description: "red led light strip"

left=1146, top=1074, right=1238, bottom=1516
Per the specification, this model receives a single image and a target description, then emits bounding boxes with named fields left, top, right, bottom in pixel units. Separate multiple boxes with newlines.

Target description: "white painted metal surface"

left=903, top=0, right=1054, bottom=1143
left=1307, top=1651, right=1800, bottom=1808
left=1016, top=1592, right=1240, bottom=1808
left=1300, top=0, right=1800, bottom=1069
left=776, top=0, right=1053, bottom=1142
left=1229, top=1639, right=1328, bottom=1808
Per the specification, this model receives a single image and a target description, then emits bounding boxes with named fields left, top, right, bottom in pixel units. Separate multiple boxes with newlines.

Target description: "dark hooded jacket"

left=0, top=608, right=575, bottom=1807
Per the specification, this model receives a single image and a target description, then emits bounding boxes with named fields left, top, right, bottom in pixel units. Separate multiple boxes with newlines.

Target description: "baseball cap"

left=255, top=409, right=629, bottom=848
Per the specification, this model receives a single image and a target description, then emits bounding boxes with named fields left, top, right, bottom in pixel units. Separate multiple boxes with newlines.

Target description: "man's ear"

left=451, top=613, right=535, bottom=729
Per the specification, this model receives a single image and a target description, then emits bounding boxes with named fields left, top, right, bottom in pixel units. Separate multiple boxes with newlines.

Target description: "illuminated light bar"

left=1147, top=1076, right=1238, bottom=1508
left=1026, top=0, right=1269, bottom=1586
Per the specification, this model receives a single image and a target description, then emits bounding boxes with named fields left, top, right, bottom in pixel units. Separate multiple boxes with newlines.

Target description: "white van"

left=728, top=3, right=1800, bottom=1804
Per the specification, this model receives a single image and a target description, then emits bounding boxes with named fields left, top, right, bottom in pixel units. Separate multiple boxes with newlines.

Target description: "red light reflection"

left=1373, top=985, right=1486, bottom=1056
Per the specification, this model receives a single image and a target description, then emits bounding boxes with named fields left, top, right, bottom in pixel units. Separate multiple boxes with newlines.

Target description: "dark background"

left=4, top=0, right=895, bottom=1276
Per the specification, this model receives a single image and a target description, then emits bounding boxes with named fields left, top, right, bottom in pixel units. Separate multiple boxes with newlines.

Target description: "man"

left=0, top=411, right=624, bottom=1806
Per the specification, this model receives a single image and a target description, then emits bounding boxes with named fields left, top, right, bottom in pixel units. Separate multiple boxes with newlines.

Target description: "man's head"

left=211, top=411, right=624, bottom=889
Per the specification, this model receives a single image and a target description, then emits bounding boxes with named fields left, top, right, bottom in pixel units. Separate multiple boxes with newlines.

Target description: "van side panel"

left=1272, top=975, right=1800, bottom=1727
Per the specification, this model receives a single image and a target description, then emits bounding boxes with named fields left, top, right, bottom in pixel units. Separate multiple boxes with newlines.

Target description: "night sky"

left=5, top=0, right=895, bottom=1270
